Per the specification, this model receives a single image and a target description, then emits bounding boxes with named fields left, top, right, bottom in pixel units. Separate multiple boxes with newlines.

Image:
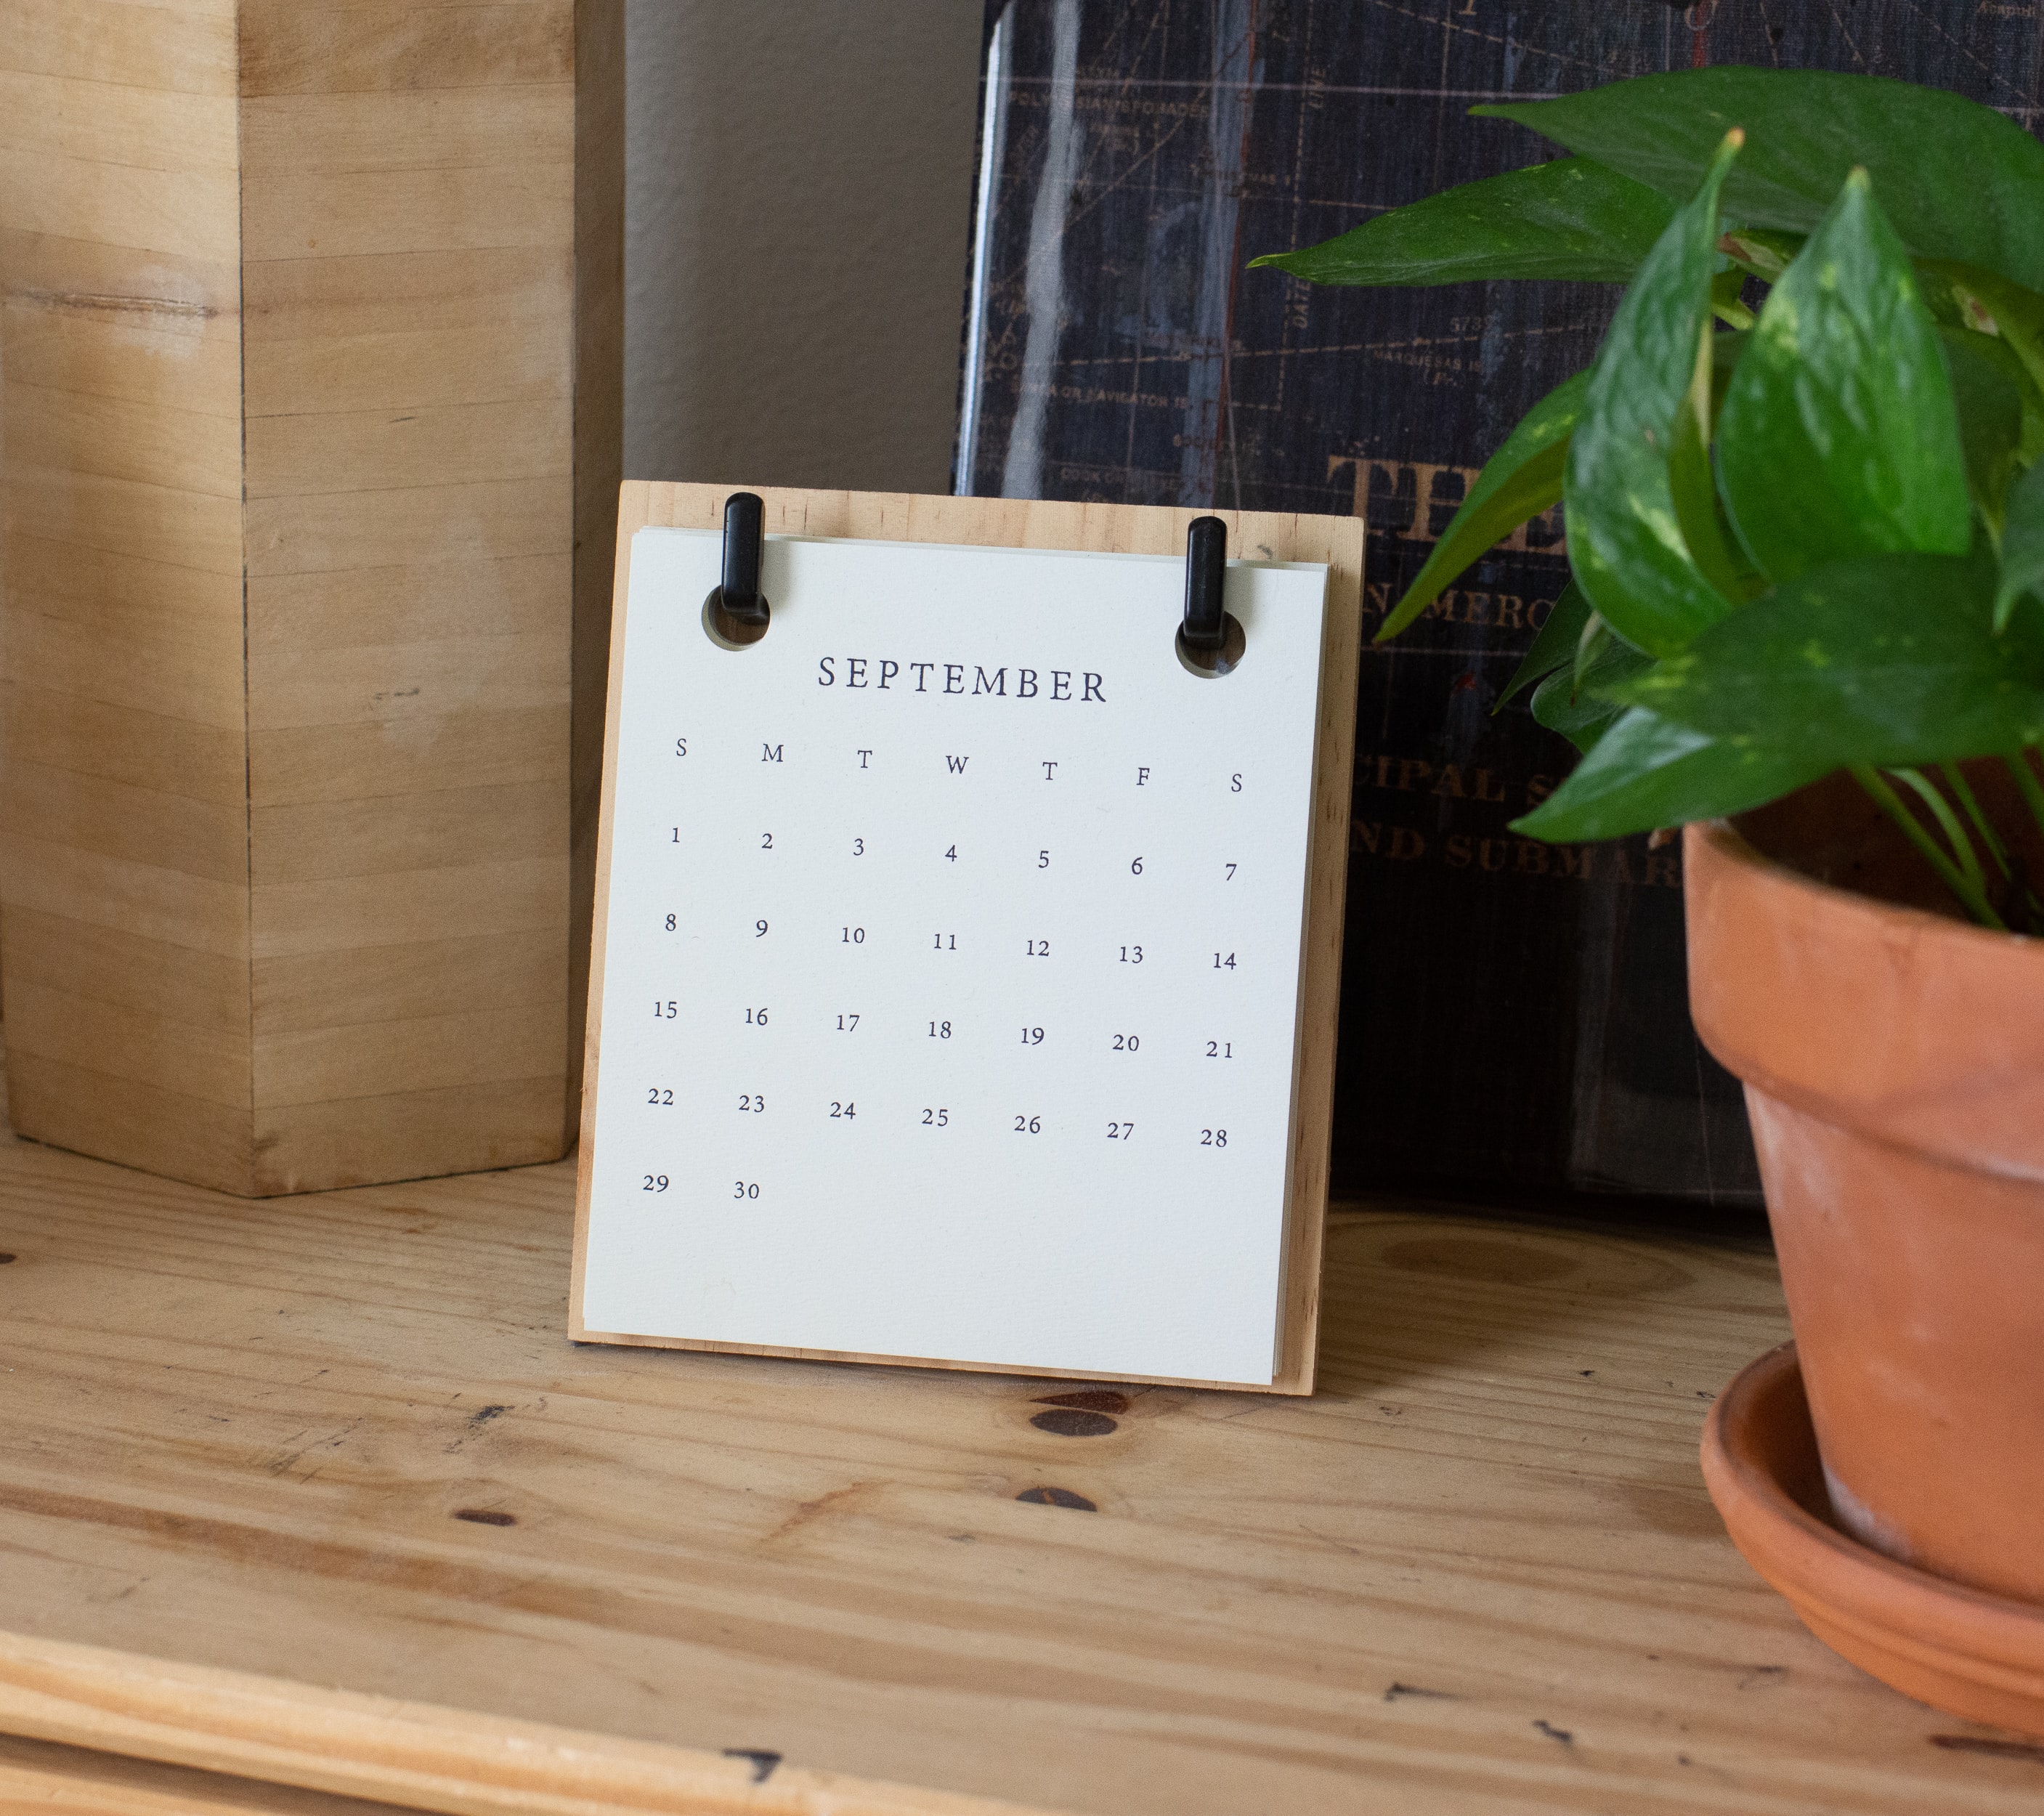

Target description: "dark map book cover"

left=956, top=0, right=2044, bottom=1206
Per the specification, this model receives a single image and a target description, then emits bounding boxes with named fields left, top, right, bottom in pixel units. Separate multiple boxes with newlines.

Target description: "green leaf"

left=1607, top=551, right=2044, bottom=767
left=1709, top=267, right=1754, bottom=329
left=1249, top=158, right=1674, bottom=287
left=1707, top=327, right=1749, bottom=430
left=1530, top=629, right=1652, bottom=754
left=1668, top=344, right=1753, bottom=604
left=1573, top=611, right=1613, bottom=694
left=1512, top=706, right=1833, bottom=841
left=1715, top=171, right=1971, bottom=586
left=1920, top=263, right=2044, bottom=403
left=1942, top=328, right=2027, bottom=535
left=1562, top=131, right=1743, bottom=657
left=1999, top=460, right=2044, bottom=633
left=1498, top=580, right=1592, bottom=708
left=1719, top=228, right=1803, bottom=283
left=1476, top=69, right=2044, bottom=296
left=1378, top=370, right=1588, bottom=640
left=1531, top=667, right=1621, bottom=755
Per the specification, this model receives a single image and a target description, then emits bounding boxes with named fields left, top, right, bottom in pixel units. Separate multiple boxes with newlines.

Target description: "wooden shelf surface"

left=0, top=1116, right=2040, bottom=1814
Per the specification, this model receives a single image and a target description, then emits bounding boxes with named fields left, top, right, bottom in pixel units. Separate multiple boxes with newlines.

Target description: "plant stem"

left=1850, top=764, right=2009, bottom=931
left=2006, top=747, right=2044, bottom=846
left=1890, top=767, right=1992, bottom=900
left=1937, top=761, right=2013, bottom=879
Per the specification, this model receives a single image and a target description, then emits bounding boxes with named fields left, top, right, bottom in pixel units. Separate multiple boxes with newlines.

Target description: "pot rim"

left=1692, top=816, right=2041, bottom=952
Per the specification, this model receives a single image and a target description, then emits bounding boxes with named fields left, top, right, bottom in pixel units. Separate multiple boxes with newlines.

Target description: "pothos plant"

left=1254, top=68, right=2044, bottom=933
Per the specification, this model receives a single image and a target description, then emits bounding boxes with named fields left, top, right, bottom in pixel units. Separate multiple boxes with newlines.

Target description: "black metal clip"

left=714, top=492, right=767, bottom=625
left=1182, top=515, right=1228, bottom=652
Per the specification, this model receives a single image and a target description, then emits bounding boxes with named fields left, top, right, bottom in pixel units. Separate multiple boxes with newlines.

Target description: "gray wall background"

left=624, top=2, right=986, bottom=493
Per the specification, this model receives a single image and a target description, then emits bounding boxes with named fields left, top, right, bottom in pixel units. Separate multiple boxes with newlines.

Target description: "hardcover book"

left=956, top=0, right=2044, bottom=1204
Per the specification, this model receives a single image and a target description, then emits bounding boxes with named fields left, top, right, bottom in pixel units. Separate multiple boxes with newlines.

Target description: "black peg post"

left=1182, top=516, right=1227, bottom=652
left=717, top=492, right=767, bottom=625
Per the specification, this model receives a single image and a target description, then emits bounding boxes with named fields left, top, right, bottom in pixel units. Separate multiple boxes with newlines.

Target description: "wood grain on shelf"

left=0, top=0, right=622, bottom=1193
left=1, top=1106, right=2039, bottom=1814
left=0, top=1730, right=413, bottom=1816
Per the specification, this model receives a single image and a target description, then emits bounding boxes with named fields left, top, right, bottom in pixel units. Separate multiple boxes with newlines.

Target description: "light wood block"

left=0, top=1080, right=2034, bottom=1813
left=0, top=0, right=624, bottom=1193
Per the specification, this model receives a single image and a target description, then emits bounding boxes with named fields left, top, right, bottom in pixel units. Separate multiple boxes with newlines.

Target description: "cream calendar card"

left=572, top=486, right=1361, bottom=1393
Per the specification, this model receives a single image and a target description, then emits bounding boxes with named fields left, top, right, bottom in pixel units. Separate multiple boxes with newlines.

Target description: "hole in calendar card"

left=1174, top=612, right=1245, bottom=678
left=702, top=588, right=771, bottom=649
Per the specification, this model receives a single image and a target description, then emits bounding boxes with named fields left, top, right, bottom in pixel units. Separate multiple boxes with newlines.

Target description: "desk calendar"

left=573, top=486, right=1362, bottom=1392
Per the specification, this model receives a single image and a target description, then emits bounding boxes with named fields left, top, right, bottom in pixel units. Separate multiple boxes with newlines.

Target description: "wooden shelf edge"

left=0, top=1627, right=1043, bottom=1816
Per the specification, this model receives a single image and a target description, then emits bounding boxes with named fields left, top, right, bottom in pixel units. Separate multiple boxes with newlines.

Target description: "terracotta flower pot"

left=1684, top=815, right=2044, bottom=1605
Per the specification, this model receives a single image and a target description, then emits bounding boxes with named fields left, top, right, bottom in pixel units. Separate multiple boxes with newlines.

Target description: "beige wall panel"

left=251, top=780, right=567, bottom=885
left=1, top=832, right=248, bottom=961
left=254, top=1002, right=564, bottom=1109
left=4, top=0, right=237, bottom=97
left=6, top=608, right=246, bottom=731
left=238, top=4, right=572, bottom=98
left=3, top=758, right=246, bottom=886
left=252, top=855, right=566, bottom=960
left=0, top=150, right=238, bottom=266
left=246, top=555, right=567, bottom=651
left=7, top=463, right=243, bottom=578
left=248, top=705, right=569, bottom=807
left=247, top=633, right=567, bottom=731
left=244, top=477, right=569, bottom=577
left=4, top=684, right=247, bottom=808
left=8, top=1054, right=252, bottom=1194
left=244, top=398, right=571, bottom=500
left=5, top=380, right=243, bottom=498
left=240, top=85, right=572, bottom=175
left=243, top=164, right=573, bottom=264
left=0, top=69, right=239, bottom=171
left=7, top=981, right=251, bottom=1111
left=254, top=928, right=567, bottom=1035
left=252, top=1077, right=567, bottom=1194
left=1, top=908, right=246, bottom=1031
left=5, top=535, right=242, bottom=640
left=2, top=302, right=240, bottom=418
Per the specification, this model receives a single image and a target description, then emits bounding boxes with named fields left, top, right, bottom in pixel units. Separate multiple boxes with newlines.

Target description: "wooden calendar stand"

left=575, top=485, right=1363, bottom=1393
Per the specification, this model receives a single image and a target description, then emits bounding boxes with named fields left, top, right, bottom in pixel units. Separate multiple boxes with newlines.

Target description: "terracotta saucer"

left=1701, top=1342, right=2044, bottom=1735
